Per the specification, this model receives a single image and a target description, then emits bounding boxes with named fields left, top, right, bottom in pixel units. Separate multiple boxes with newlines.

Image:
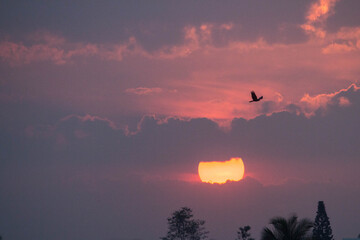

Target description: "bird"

left=249, top=91, right=263, bottom=102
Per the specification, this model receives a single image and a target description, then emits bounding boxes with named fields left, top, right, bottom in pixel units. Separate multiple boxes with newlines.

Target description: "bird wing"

left=251, top=91, right=257, bottom=100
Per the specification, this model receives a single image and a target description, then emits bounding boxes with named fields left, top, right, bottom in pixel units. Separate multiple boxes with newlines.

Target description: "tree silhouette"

left=313, top=201, right=334, bottom=240
left=261, top=214, right=313, bottom=240
left=161, top=207, right=208, bottom=240
left=237, top=225, right=254, bottom=240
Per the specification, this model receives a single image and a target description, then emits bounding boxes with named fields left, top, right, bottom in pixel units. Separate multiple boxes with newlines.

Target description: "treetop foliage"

left=162, top=207, right=208, bottom=240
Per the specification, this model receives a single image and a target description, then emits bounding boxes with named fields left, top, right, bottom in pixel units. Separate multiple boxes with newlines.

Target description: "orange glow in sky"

left=198, top=158, right=245, bottom=184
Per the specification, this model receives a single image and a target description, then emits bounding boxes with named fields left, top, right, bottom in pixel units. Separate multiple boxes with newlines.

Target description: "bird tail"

left=259, top=96, right=263, bottom=100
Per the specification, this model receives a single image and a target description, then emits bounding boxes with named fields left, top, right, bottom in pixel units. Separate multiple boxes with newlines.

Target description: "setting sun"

left=198, top=158, right=245, bottom=184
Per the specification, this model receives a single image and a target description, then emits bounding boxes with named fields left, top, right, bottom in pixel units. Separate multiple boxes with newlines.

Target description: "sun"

left=198, top=158, right=245, bottom=184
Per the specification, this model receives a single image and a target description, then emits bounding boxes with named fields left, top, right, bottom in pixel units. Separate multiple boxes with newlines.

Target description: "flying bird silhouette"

left=249, top=91, right=263, bottom=102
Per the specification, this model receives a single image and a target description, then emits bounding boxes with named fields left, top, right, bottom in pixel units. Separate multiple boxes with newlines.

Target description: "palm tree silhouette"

left=261, top=214, right=313, bottom=240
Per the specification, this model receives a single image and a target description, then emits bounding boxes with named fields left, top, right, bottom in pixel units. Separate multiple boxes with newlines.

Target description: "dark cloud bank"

left=2, top=0, right=359, bottom=50
left=1, top=85, right=360, bottom=240
left=5, top=0, right=360, bottom=49
left=0, top=1, right=310, bottom=47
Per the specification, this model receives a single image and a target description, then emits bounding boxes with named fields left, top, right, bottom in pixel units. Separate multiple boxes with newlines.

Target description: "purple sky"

left=1, top=1, right=360, bottom=240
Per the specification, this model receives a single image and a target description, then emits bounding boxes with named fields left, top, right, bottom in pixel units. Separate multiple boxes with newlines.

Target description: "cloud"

left=299, top=83, right=359, bottom=116
left=322, top=42, right=357, bottom=54
left=2, top=84, right=360, bottom=240
left=301, top=0, right=339, bottom=38
left=1, top=16, right=360, bottom=123
left=22, top=114, right=122, bottom=155
left=0, top=23, right=275, bottom=66
left=60, top=114, right=119, bottom=129
left=100, top=37, right=144, bottom=61
left=0, top=42, right=98, bottom=65
left=338, top=96, right=350, bottom=106
left=0, top=26, right=198, bottom=64
left=301, top=24, right=327, bottom=38
left=0, top=32, right=145, bottom=65
left=321, top=27, right=360, bottom=53
left=0, top=25, right=208, bottom=65
left=3, top=28, right=359, bottom=122
left=125, top=87, right=163, bottom=95
left=0, top=41, right=68, bottom=65
left=0, top=1, right=315, bottom=48
left=3, top=83, right=359, bottom=183
left=335, top=27, right=360, bottom=40
left=151, top=24, right=233, bottom=59
left=220, top=23, right=234, bottom=31
left=306, top=0, right=338, bottom=23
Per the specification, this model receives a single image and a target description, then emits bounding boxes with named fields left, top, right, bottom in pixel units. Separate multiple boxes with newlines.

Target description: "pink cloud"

left=0, top=35, right=99, bottom=65
left=335, top=27, right=360, bottom=40
left=301, top=23, right=326, bottom=38
left=2, top=18, right=360, bottom=123
left=275, top=92, right=284, bottom=102
left=125, top=87, right=163, bottom=95
left=322, top=42, right=357, bottom=54
left=150, top=26, right=200, bottom=59
left=306, top=0, right=338, bottom=22
left=150, top=23, right=236, bottom=59
left=60, top=114, right=118, bottom=129
left=338, top=96, right=351, bottom=106
left=0, top=33, right=139, bottom=65
left=0, top=41, right=66, bottom=65
left=119, top=35, right=358, bottom=123
left=220, top=23, right=234, bottom=31
left=228, top=37, right=275, bottom=52
left=299, top=84, right=358, bottom=116
left=100, top=37, right=144, bottom=61
left=301, top=0, right=339, bottom=38
left=322, top=27, right=360, bottom=54
left=0, top=26, right=207, bottom=64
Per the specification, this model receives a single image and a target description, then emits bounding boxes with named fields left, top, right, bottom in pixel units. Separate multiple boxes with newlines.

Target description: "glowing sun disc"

left=198, top=158, right=245, bottom=184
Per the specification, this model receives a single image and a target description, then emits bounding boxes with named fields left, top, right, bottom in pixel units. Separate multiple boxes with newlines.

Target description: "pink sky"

left=1, top=0, right=359, bottom=124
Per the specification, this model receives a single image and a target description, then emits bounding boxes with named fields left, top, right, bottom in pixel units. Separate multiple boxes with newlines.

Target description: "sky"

left=1, top=0, right=360, bottom=239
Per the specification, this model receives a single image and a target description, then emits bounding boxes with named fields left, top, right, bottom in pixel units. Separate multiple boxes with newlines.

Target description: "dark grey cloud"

left=1, top=84, right=360, bottom=240
left=327, top=0, right=360, bottom=32
left=0, top=0, right=313, bottom=49
left=1, top=84, right=360, bottom=179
